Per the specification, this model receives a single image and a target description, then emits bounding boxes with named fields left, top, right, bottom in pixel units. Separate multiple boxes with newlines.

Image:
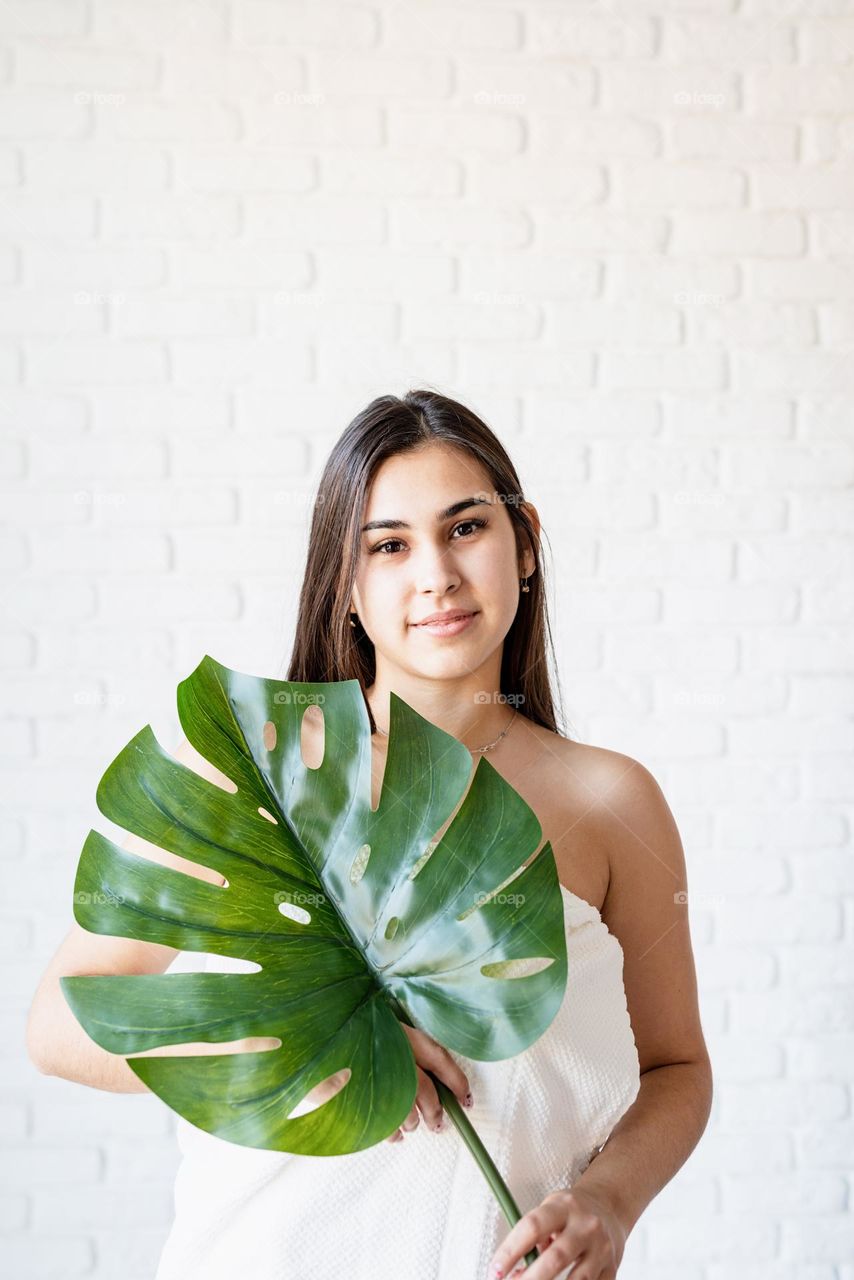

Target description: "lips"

left=412, top=610, right=476, bottom=626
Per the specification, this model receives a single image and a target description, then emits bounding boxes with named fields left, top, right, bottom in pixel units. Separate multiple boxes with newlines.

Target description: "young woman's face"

left=350, top=443, right=535, bottom=684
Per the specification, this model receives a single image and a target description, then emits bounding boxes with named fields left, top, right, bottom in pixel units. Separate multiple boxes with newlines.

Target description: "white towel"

left=155, top=886, right=640, bottom=1280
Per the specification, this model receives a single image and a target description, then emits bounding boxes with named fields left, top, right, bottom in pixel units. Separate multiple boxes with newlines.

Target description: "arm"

left=26, top=737, right=231, bottom=1092
left=491, top=755, right=713, bottom=1278
left=571, top=1057, right=713, bottom=1240
left=26, top=922, right=181, bottom=1093
left=572, top=754, right=713, bottom=1232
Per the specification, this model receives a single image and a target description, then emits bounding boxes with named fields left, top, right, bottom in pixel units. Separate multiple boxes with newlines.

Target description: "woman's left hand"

left=489, top=1184, right=627, bottom=1279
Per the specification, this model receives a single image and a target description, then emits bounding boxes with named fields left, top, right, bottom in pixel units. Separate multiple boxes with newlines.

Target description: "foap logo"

left=272, top=690, right=326, bottom=705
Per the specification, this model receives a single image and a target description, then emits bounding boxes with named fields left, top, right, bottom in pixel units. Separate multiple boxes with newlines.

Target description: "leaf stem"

left=390, top=997, right=538, bottom=1269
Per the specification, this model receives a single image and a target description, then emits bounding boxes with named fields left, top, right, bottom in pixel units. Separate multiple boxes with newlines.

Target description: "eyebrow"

left=361, top=497, right=492, bottom=535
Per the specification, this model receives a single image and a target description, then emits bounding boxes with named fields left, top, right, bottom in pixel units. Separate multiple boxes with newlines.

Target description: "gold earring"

left=349, top=612, right=358, bottom=628
left=520, top=576, right=530, bottom=593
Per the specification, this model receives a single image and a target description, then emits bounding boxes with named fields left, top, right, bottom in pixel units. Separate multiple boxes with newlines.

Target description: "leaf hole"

left=384, top=916, right=400, bottom=941
left=258, top=806, right=278, bottom=824
left=350, top=842, right=371, bottom=884
left=133, top=1034, right=280, bottom=1058
left=196, top=953, right=257, bottom=972
left=457, top=864, right=530, bottom=923
left=277, top=899, right=311, bottom=925
left=300, top=703, right=325, bottom=770
left=481, top=956, right=555, bottom=980
left=408, top=839, right=439, bottom=881
left=172, top=742, right=238, bottom=793
left=287, top=1067, right=352, bottom=1118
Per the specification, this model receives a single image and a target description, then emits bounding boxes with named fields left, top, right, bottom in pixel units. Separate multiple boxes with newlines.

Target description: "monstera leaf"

left=62, top=656, right=566, bottom=1251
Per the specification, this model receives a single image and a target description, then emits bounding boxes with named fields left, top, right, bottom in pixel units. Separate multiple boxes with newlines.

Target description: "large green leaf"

left=62, top=655, right=568, bottom=1158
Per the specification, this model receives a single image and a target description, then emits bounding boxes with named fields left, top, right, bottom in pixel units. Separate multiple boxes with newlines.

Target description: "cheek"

left=476, top=543, right=518, bottom=597
left=358, top=562, right=405, bottom=619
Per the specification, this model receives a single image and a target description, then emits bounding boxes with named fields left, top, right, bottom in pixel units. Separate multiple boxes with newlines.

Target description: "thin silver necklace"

left=373, top=706, right=519, bottom=755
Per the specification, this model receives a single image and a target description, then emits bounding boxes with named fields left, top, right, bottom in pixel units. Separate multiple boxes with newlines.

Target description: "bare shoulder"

left=544, top=737, right=711, bottom=1074
left=505, top=725, right=640, bottom=910
left=541, top=733, right=678, bottom=874
left=526, top=722, right=649, bottom=812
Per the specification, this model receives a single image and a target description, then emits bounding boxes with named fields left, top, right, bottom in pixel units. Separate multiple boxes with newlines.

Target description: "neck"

left=365, top=661, right=517, bottom=753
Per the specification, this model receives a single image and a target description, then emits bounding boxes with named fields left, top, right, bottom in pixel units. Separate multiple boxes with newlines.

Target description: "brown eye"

left=369, top=539, right=405, bottom=555
left=452, top=519, right=487, bottom=539
left=369, top=518, right=486, bottom=557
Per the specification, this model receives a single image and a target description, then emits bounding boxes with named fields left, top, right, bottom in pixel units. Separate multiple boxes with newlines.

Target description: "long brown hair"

left=285, top=389, right=568, bottom=738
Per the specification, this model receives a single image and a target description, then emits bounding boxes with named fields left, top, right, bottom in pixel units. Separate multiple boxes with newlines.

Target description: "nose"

left=413, top=543, right=461, bottom=596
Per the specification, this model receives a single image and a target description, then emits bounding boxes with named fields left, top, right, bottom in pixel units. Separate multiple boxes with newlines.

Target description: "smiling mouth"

left=413, top=612, right=475, bottom=626
left=410, top=611, right=480, bottom=636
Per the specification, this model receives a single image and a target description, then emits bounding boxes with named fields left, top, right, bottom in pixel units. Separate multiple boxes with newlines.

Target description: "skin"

left=350, top=440, right=539, bottom=753
left=342, top=441, right=713, bottom=1277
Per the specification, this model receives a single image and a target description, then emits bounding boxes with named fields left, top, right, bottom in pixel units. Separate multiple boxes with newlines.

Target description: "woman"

left=28, top=389, right=712, bottom=1280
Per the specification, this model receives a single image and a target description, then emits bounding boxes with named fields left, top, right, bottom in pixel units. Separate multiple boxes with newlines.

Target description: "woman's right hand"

left=386, top=1022, right=473, bottom=1143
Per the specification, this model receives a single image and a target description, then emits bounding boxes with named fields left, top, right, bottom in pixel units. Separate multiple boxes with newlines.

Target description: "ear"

left=518, top=501, right=540, bottom=579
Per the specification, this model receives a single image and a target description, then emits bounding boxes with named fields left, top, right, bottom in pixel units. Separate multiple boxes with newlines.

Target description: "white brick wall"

left=3, top=1, right=853, bottom=1276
